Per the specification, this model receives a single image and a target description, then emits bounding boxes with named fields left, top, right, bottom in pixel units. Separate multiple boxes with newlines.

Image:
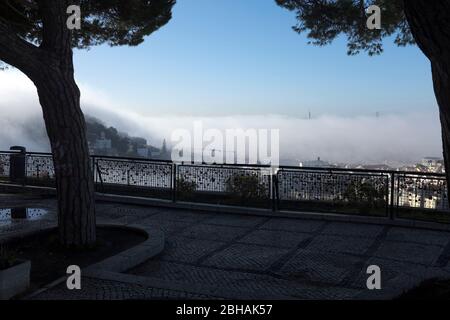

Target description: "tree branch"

left=404, top=0, right=450, bottom=64
left=0, top=17, right=41, bottom=74
left=38, top=0, right=74, bottom=61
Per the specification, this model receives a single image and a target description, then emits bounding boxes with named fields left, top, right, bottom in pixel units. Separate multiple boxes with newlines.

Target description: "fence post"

left=389, top=172, right=395, bottom=220
left=270, top=169, right=277, bottom=212
left=91, top=156, right=96, bottom=183
left=9, top=146, right=26, bottom=186
left=24, top=153, right=28, bottom=186
left=172, top=163, right=177, bottom=203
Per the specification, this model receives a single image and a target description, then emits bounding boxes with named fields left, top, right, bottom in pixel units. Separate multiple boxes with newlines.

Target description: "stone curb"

left=84, top=223, right=164, bottom=274
left=23, top=221, right=165, bottom=300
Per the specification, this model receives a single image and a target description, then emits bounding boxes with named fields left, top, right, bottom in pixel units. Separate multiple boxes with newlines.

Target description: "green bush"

left=0, top=159, right=5, bottom=176
left=176, top=178, right=197, bottom=200
left=343, top=180, right=386, bottom=209
left=226, top=174, right=267, bottom=204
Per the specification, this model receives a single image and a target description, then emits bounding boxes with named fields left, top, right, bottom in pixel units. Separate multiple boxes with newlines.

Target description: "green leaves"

left=0, top=0, right=176, bottom=49
left=276, top=0, right=414, bottom=56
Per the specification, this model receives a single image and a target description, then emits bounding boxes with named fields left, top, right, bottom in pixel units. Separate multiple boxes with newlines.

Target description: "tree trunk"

left=33, top=67, right=97, bottom=248
left=431, top=62, right=450, bottom=208
left=0, top=0, right=97, bottom=248
left=404, top=0, right=450, bottom=207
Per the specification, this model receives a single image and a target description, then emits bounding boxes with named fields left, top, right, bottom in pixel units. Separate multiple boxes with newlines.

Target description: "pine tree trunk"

left=404, top=0, right=450, bottom=207
left=431, top=63, right=450, bottom=206
left=33, top=67, right=96, bottom=248
left=3, top=0, right=98, bottom=248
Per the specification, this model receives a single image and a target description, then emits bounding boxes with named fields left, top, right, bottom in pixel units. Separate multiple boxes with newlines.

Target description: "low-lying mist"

left=0, top=70, right=442, bottom=165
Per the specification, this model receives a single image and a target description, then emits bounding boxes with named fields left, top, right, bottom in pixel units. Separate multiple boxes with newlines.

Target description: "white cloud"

left=0, top=69, right=443, bottom=165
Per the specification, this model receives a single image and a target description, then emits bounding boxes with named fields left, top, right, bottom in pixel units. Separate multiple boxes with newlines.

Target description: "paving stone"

left=97, top=205, right=162, bottom=221
left=30, top=276, right=215, bottom=300
left=373, top=241, right=443, bottom=266
left=129, top=260, right=361, bottom=299
left=138, top=217, right=193, bottom=235
left=306, top=234, right=375, bottom=255
left=159, top=236, right=227, bottom=263
left=132, top=260, right=274, bottom=285
left=351, top=257, right=450, bottom=298
left=181, top=224, right=250, bottom=242
left=203, top=214, right=267, bottom=227
left=385, top=228, right=450, bottom=246
left=202, top=243, right=289, bottom=271
left=278, top=249, right=361, bottom=285
left=442, top=260, right=450, bottom=273
left=238, top=229, right=310, bottom=248
left=95, top=203, right=120, bottom=214
left=259, top=218, right=324, bottom=233
left=2, top=193, right=450, bottom=300
left=321, top=222, right=384, bottom=238
left=148, top=210, right=208, bottom=223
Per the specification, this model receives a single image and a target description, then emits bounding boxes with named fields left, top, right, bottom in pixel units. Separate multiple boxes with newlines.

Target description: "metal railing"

left=0, top=150, right=448, bottom=223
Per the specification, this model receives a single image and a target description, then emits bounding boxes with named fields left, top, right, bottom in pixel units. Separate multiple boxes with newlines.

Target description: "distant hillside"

left=85, top=115, right=169, bottom=159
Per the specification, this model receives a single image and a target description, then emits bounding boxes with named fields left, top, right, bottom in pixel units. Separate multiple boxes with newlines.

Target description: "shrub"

left=226, top=173, right=267, bottom=204
left=343, top=180, right=386, bottom=209
left=0, top=159, right=5, bottom=176
left=176, top=178, right=197, bottom=199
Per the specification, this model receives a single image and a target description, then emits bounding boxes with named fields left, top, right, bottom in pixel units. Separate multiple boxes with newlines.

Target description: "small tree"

left=276, top=0, right=450, bottom=206
left=343, top=179, right=386, bottom=209
left=0, top=0, right=175, bottom=247
left=226, top=174, right=267, bottom=205
left=176, top=177, right=197, bottom=200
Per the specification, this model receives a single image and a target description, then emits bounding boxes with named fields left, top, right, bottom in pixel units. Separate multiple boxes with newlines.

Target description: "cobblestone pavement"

left=30, top=277, right=219, bottom=300
left=2, top=193, right=450, bottom=300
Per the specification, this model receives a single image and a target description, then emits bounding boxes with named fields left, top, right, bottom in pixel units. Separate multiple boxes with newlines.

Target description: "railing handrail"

left=0, top=150, right=446, bottom=177
left=278, top=166, right=447, bottom=177
left=2, top=149, right=449, bottom=223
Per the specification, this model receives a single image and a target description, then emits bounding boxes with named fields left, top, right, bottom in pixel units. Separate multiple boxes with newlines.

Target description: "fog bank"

left=0, top=70, right=442, bottom=165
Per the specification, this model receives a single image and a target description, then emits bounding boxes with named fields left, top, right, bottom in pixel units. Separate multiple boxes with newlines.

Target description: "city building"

left=299, top=157, right=332, bottom=168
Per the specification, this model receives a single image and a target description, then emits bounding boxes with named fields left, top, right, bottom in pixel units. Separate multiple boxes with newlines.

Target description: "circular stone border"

left=20, top=221, right=165, bottom=300
left=84, top=222, right=165, bottom=274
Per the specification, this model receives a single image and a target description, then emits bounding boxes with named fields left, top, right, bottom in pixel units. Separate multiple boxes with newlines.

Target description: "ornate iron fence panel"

left=0, top=152, right=11, bottom=181
left=95, top=158, right=172, bottom=189
left=276, top=169, right=390, bottom=216
left=395, top=173, right=449, bottom=222
left=177, top=164, right=272, bottom=207
left=177, top=164, right=271, bottom=192
left=26, top=154, right=55, bottom=185
left=2, top=150, right=450, bottom=223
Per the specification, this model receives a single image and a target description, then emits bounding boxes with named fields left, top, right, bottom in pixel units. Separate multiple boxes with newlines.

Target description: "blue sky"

left=73, top=0, right=437, bottom=118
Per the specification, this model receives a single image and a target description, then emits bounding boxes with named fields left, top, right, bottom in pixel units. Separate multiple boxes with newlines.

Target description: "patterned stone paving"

left=31, top=276, right=217, bottom=300
left=307, top=234, right=376, bottom=255
left=160, top=236, right=227, bottom=263
left=373, top=241, right=443, bottom=265
left=180, top=224, right=251, bottom=242
left=238, top=229, right=311, bottom=249
left=258, top=218, right=325, bottom=233
left=2, top=193, right=450, bottom=300
left=321, top=222, right=384, bottom=238
left=202, top=243, right=291, bottom=271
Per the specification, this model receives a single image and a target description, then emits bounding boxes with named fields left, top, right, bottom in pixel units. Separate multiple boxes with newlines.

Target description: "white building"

left=137, top=147, right=149, bottom=158
left=299, top=157, right=331, bottom=168
left=94, top=132, right=112, bottom=150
